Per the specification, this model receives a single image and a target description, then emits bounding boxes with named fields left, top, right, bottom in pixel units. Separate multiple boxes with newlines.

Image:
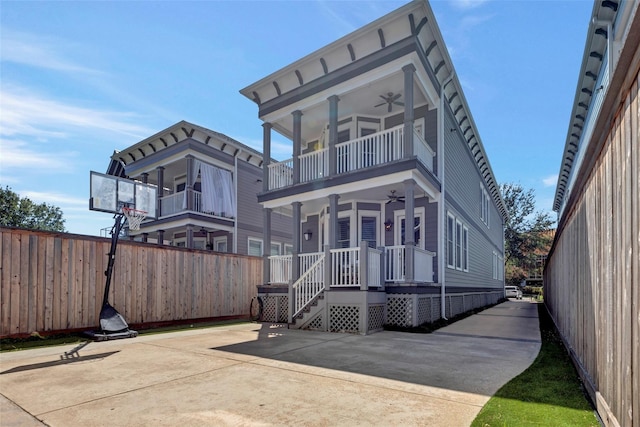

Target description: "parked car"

left=505, top=286, right=523, bottom=300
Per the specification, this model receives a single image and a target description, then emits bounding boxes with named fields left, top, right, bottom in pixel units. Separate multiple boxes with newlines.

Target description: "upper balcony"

left=267, top=124, right=434, bottom=191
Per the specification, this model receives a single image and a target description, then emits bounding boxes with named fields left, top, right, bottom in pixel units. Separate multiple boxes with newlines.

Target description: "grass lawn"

left=471, top=303, right=599, bottom=427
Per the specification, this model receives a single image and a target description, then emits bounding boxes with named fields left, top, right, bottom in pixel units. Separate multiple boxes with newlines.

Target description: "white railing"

left=336, top=125, right=404, bottom=174
left=414, top=247, right=435, bottom=283
left=299, top=252, right=324, bottom=274
left=269, top=255, right=292, bottom=285
left=268, top=159, right=293, bottom=190
left=330, top=247, right=361, bottom=287
left=299, top=148, right=328, bottom=183
left=384, top=246, right=436, bottom=283
left=414, top=129, right=435, bottom=173
left=160, top=191, right=233, bottom=218
left=368, top=247, right=383, bottom=288
left=385, top=245, right=406, bottom=282
left=292, top=254, right=325, bottom=317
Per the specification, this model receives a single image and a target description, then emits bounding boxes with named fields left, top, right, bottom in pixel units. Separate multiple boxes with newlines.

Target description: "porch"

left=267, top=125, right=434, bottom=191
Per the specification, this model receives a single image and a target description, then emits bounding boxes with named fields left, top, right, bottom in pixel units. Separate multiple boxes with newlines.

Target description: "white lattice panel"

left=278, top=296, right=289, bottom=322
left=262, top=296, right=277, bottom=322
left=305, top=314, right=324, bottom=330
left=417, top=297, right=432, bottom=325
left=329, top=305, right=360, bottom=333
left=387, top=295, right=413, bottom=327
left=368, top=305, right=385, bottom=332
left=432, top=297, right=441, bottom=322
left=451, top=296, right=464, bottom=317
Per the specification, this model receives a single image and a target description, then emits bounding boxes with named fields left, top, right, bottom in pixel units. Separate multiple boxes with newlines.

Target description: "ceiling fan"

left=374, top=92, right=404, bottom=113
left=385, top=190, right=405, bottom=204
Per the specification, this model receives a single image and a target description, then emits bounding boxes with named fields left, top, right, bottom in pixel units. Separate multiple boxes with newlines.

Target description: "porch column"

left=328, top=194, right=340, bottom=248
left=156, top=166, right=164, bottom=217
left=263, top=207, right=272, bottom=285
left=186, top=155, right=195, bottom=211
left=404, top=179, right=416, bottom=282
left=292, top=202, right=302, bottom=281
left=262, top=123, right=272, bottom=192
left=157, top=229, right=164, bottom=246
left=328, top=95, right=340, bottom=177
left=186, top=224, right=194, bottom=249
left=141, top=173, right=148, bottom=184
left=403, top=64, right=416, bottom=159
left=292, top=111, right=303, bottom=185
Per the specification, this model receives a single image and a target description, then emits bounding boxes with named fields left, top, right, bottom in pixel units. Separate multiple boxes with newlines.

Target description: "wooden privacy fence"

left=0, top=227, right=262, bottom=338
left=545, top=73, right=638, bottom=427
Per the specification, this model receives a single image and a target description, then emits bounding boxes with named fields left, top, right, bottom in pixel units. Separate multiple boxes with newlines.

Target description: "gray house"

left=241, top=0, right=508, bottom=333
left=106, top=120, right=291, bottom=255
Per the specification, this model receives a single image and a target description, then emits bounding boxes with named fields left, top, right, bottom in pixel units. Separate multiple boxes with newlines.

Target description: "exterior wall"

left=443, top=106, right=504, bottom=290
left=546, top=72, right=639, bottom=427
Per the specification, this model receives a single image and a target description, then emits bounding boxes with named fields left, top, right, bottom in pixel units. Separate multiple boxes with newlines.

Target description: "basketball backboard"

left=90, top=171, right=157, bottom=219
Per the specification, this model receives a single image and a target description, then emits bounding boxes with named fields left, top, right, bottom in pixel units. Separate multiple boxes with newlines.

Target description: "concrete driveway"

left=0, top=301, right=541, bottom=427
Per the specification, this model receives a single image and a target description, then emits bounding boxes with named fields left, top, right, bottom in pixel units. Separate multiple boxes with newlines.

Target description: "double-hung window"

left=447, top=212, right=469, bottom=272
left=480, top=185, right=490, bottom=227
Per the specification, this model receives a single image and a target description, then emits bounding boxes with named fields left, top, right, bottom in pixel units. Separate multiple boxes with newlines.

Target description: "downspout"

left=439, top=71, right=454, bottom=321
left=233, top=151, right=240, bottom=254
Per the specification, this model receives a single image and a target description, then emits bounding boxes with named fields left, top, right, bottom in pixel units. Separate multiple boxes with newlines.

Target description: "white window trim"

left=394, top=207, right=426, bottom=249
left=248, top=237, right=263, bottom=257
left=213, top=236, right=228, bottom=252
left=463, top=225, right=469, bottom=272
left=447, top=212, right=455, bottom=269
left=270, top=242, right=282, bottom=256
left=480, top=184, right=490, bottom=228
left=447, top=211, right=470, bottom=272
left=358, top=210, right=380, bottom=249
left=284, top=244, right=293, bottom=255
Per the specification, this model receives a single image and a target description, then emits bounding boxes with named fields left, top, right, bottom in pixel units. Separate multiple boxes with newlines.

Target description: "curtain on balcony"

left=183, top=160, right=236, bottom=217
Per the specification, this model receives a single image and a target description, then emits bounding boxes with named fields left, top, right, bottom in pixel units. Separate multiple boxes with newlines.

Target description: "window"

left=214, top=236, right=227, bottom=252
left=337, top=217, right=350, bottom=249
left=455, top=220, right=463, bottom=270
left=248, top=238, right=262, bottom=257
left=270, top=243, right=281, bottom=256
left=361, top=216, right=377, bottom=248
left=447, top=212, right=469, bottom=272
left=462, top=226, right=469, bottom=272
left=401, top=217, right=421, bottom=247
left=447, top=214, right=455, bottom=268
left=480, top=185, right=490, bottom=227
left=284, top=244, right=293, bottom=255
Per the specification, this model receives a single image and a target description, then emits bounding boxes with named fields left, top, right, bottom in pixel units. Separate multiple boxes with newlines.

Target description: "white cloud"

left=0, top=85, right=154, bottom=140
left=0, top=139, right=75, bottom=170
left=1, top=28, right=101, bottom=75
left=542, top=174, right=558, bottom=187
left=450, top=0, right=490, bottom=11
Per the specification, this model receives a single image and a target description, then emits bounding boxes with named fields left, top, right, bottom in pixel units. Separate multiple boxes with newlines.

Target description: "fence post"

left=359, top=241, right=368, bottom=291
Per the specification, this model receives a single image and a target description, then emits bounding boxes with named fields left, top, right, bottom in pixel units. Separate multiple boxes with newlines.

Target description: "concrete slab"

left=0, top=300, right=541, bottom=426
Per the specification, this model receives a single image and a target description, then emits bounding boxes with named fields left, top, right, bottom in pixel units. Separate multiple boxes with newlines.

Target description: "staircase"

left=291, top=291, right=326, bottom=330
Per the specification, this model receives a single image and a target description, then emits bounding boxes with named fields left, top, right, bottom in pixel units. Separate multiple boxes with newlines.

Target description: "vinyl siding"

left=443, top=106, right=503, bottom=289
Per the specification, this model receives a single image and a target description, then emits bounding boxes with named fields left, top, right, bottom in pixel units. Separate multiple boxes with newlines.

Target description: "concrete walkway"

left=0, top=300, right=540, bottom=427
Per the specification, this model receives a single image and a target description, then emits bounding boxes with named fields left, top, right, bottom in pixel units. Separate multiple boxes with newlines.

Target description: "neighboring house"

left=240, top=0, right=508, bottom=333
left=546, top=1, right=639, bottom=426
left=106, top=120, right=291, bottom=255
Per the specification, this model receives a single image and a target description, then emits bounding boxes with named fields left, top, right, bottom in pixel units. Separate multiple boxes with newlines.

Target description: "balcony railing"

left=160, top=191, right=234, bottom=218
left=267, top=125, right=435, bottom=190
left=385, top=245, right=435, bottom=283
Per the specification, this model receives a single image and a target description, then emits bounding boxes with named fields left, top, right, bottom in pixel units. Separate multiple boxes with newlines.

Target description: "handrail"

left=292, top=254, right=325, bottom=317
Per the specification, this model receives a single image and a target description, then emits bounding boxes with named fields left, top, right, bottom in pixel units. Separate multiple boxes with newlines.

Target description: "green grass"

left=471, top=304, right=599, bottom=427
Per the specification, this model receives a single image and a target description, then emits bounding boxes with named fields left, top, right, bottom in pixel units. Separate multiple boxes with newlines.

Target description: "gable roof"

left=240, top=0, right=508, bottom=220
left=108, top=120, right=265, bottom=175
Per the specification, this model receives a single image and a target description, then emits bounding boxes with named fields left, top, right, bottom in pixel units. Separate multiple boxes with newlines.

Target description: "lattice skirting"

left=304, top=313, right=324, bottom=331
left=386, top=291, right=503, bottom=327
left=329, top=305, right=360, bottom=333
left=368, top=305, right=385, bottom=333
left=258, top=294, right=289, bottom=323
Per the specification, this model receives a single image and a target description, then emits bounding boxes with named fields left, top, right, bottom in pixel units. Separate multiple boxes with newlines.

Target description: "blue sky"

left=0, top=0, right=592, bottom=236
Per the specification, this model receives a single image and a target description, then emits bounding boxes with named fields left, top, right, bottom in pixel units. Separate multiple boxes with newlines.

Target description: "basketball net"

left=122, top=207, right=147, bottom=231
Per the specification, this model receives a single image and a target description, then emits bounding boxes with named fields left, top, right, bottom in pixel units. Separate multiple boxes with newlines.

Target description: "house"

left=106, top=120, right=291, bottom=255
left=240, top=0, right=508, bottom=333
left=545, top=1, right=639, bottom=426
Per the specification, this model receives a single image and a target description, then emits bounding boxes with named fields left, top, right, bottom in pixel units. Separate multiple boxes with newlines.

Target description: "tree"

left=0, top=186, right=66, bottom=232
left=500, top=183, right=554, bottom=286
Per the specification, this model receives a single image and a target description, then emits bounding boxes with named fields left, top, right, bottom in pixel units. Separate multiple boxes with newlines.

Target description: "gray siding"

left=443, top=105, right=503, bottom=290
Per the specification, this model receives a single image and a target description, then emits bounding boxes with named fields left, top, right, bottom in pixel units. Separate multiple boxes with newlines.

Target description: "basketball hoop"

left=122, top=207, right=147, bottom=231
